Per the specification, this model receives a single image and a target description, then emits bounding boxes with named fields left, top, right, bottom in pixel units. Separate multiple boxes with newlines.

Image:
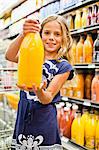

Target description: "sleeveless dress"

left=12, top=59, right=73, bottom=149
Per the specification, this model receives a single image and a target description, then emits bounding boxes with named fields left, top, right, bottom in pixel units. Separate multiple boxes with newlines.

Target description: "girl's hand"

left=16, top=80, right=47, bottom=94
left=22, top=19, right=41, bottom=36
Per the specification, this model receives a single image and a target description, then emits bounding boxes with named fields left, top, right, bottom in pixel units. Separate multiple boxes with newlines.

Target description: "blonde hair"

left=40, top=14, right=72, bottom=60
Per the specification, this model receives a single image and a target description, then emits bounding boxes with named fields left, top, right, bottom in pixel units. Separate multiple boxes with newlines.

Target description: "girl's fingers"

left=25, top=19, right=39, bottom=24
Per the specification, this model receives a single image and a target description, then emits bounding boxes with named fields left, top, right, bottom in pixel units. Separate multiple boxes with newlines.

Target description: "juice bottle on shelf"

left=85, top=110, right=97, bottom=149
left=82, top=8, right=87, bottom=27
left=83, top=34, right=93, bottom=63
left=63, top=107, right=72, bottom=139
left=17, top=32, right=44, bottom=89
left=95, top=120, right=99, bottom=150
left=81, top=108, right=89, bottom=127
left=70, top=39, right=77, bottom=65
left=84, top=74, right=93, bottom=100
left=59, top=102, right=65, bottom=137
left=87, top=7, right=92, bottom=26
left=91, top=5, right=97, bottom=25
left=71, top=110, right=84, bottom=146
left=76, top=36, right=84, bottom=64
left=73, top=73, right=84, bottom=99
left=87, top=33, right=93, bottom=47
left=97, top=5, right=99, bottom=23
left=71, top=104, right=78, bottom=122
left=68, top=15, right=74, bottom=30
left=75, top=10, right=81, bottom=29
left=91, top=69, right=99, bottom=102
left=93, top=31, right=99, bottom=63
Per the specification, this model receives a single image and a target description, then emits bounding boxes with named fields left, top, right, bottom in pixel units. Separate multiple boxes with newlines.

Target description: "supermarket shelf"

left=1, top=0, right=58, bottom=31
left=70, top=23, right=99, bottom=35
left=61, top=97, right=99, bottom=109
left=0, top=89, right=18, bottom=94
left=0, top=0, right=26, bottom=19
left=73, top=63, right=99, bottom=69
left=0, top=68, right=17, bottom=71
left=58, top=0, right=98, bottom=15
left=61, top=136, right=92, bottom=150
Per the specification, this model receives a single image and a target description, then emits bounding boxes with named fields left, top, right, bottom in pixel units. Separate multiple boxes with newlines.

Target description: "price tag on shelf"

left=62, top=96, right=68, bottom=101
left=88, top=64, right=95, bottom=68
left=83, top=101, right=91, bottom=106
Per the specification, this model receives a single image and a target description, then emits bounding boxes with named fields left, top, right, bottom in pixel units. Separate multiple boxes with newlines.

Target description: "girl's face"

left=41, top=20, right=62, bottom=54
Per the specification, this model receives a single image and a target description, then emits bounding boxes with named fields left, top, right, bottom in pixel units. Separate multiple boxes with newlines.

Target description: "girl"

left=5, top=15, right=73, bottom=149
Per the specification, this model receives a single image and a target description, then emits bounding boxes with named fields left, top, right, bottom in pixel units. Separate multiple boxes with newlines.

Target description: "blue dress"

left=12, top=59, right=73, bottom=149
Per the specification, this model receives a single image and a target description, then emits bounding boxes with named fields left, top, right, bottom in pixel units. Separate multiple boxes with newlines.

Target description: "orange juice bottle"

left=91, top=69, right=99, bottom=102
left=76, top=36, right=84, bottom=64
left=85, top=111, right=97, bottom=149
left=70, top=39, right=77, bottom=65
left=75, top=10, right=81, bottom=29
left=83, top=34, right=93, bottom=63
left=95, top=120, right=99, bottom=150
left=71, top=111, right=84, bottom=146
left=73, top=73, right=84, bottom=99
left=81, top=108, right=89, bottom=127
left=82, top=8, right=87, bottom=27
left=88, top=33, right=93, bottom=47
left=17, top=32, right=44, bottom=89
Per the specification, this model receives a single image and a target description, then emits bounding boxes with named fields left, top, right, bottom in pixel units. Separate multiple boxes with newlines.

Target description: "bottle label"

left=85, top=136, right=95, bottom=149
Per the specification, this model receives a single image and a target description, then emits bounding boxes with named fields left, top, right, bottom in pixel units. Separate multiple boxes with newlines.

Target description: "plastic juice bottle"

left=70, top=39, right=77, bottom=65
left=81, top=108, right=89, bottom=127
left=75, top=10, right=81, bottom=29
left=85, top=111, right=97, bottom=149
left=82, top=8, right=87, bottom=27
left=71, top=104, right=78, bottom=122
left=73, top=73, right=84, bottom=99
left=71, top=111, right=84, bottom=146
left=91, top=69, right=99, bottom=102
left=91, top=5, right=97, bottom=25
left=76, top=36, right=84, bottom=64
left=88, top=33, right=93, bottom=47
left=17, top=32, right=44, bottom=89
left=59, top=102, right=65, bottom=136
left=83, top=34, right=93, bottom=63
left=95, top=120, right=99, bottom=150
left=93, top=32, right=99, bottom=63
left=87, top=7, right=92, bottom=26
left=63, top=107, right=72, bottom=139
left=84, top=74, right=93, bottom=100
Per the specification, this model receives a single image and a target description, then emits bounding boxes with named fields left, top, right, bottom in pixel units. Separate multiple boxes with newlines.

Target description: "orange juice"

left=85, top=111, right=97, bottom=149
left=76, top=36, right=84, bottom=64
left=82, top=8, right=87, bottom=27
left=95, top=120, right=99, bottom=150
left=91, top=69, right=99, bottom=102
left=17, top=33, right=44, bottom=89
left=73, top=73, right=84, bottom=99
left=75, top=10, right=81, bottom=29
left=71, top=111, right=84, bottom=146
left=81, top=108, right=89, bottom=127
left=70, top=39, right=77, bottom=65
left=83, top=34, right=93, bottom=63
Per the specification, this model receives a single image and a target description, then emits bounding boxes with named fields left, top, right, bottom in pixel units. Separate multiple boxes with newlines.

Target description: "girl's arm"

left=5, top=34, right=24, bottom=63
left=33, top=71, right=70, bottom=104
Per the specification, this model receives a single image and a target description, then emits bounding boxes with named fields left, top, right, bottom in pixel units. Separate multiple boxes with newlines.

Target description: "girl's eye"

left=44, top=31, right=49, bottom=35
left=55, top=32, right=61, bottom=36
